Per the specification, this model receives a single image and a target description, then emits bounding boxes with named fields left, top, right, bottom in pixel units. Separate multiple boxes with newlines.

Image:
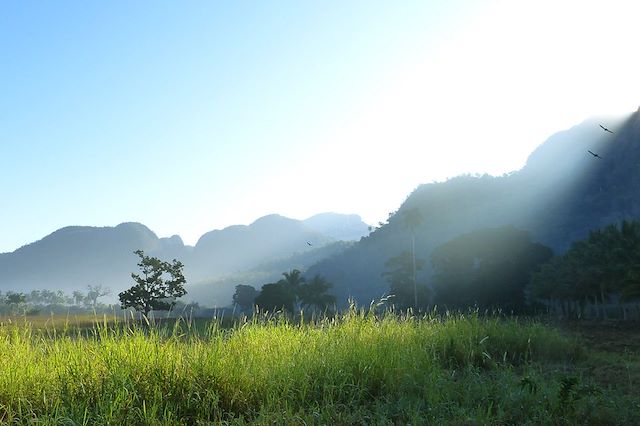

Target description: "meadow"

left=0, top=309, right=638, bottom=425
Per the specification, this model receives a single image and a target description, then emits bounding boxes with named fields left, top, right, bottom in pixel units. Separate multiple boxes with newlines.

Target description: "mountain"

left=187, top=240, right=354, bottom=307
left=0, top=222, right=161, bottom=294
left=0, top=213, right=369, bottom=303
left=307, top=109, right=640, bottom=306
left=188, top=214, right=336, bottom=281
left=303, top=213, right=370, bottom=241
left=7, top=108, right=639, bottom=308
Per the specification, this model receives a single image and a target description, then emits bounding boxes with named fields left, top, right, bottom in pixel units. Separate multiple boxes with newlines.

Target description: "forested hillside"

left=308, top=111, right=640, bottom=305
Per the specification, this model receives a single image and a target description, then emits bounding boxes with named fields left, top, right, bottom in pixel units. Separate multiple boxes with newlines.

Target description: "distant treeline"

left=381, top=224, right=553, bottom=314
left=6, top=221, right=640, bottom=321
left=232, top=270, right=335, bottom=316
left=0, top=285, right=204, bottom=318
left=0, top=285, right=113, bottom=315
left=381, top=220, right=640, bottom=320
left=220, top=221, right=640, bottom=321
left=531, top=220, right=640, bottom=319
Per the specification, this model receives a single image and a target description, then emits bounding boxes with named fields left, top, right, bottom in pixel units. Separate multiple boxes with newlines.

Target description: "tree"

left=623, top=266, right=640, bottom=301
left=72, top=290, right=86, bottom=306
left=253, top=269, right=329, bottom=315
left=402, top=207, right=424, bottom=308
left=530, top=220, right=640, bottom=318
left=27, top=290, right=42, bottom=304
left=432, top=226, right=552, bottom=313
left=232, top=285, right=258, bottom=311
left=281, top=269, right=306, bottom=291
left=39, top=289, right=66, bottom=305
left=298, top=275, right=336, bottom=314
left=118, top=250, right=187, bottom=316
left=254, top=282, right=296, bottom=313
left=5, top=292, right=26, bottom=314
left=277, top=269, right=306, bottom=312
left=382, top=251, right=430, bottom=310
left=86, top=284, right=111, bottom=308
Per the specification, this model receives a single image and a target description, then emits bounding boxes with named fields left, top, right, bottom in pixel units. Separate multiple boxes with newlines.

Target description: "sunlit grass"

left=0, top=309, right=636, bottom=424
left=0, top=312, right=119, bottom=333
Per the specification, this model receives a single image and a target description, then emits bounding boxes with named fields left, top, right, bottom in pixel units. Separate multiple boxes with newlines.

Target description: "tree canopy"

left=232, top=284, right=258, bottom=311
left=254, top=269, right=335, bottom=315
left=254, top=282, right=296, bottom=314
left=530, top=220, right=640, bottom=309
left=382, top=251, right=430, bottom=310
left=118, top=250, right=187, bottom=315
left=432, top=226, right=553, bottom=312
left=86, top=284, right=111, bottom=308
left=299, top=275, right=336, bottom=314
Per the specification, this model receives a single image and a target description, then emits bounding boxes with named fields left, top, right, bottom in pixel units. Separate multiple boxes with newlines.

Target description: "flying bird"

left=306, top=241, right=313, bottom=246
left=588, top=150, right=603, bottom=159
left=599, top=124, right=614, bottom=134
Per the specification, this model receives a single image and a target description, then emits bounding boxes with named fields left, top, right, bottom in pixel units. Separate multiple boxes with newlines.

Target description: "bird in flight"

left=306, top=241, right=313, bottom=246
left=599, top=124, right=614, bottom=134
left=588, top=150, right=603, bottom=159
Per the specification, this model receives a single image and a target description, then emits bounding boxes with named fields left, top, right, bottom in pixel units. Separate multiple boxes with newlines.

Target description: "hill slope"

left=0, top=222, right=160, bottom=294
left=0, top=213, right=368, bottom=301
left=307, top=110, right=640, bottom=305
left=189, top=214, right=334, bottom=280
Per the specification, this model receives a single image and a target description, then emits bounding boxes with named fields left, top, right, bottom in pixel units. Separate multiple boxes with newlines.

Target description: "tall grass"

left=0, top=309, right=635, bottom=425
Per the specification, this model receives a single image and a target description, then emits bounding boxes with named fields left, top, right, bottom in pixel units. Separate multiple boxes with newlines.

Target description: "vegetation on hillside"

left=430, top=226, right=553, bottom=313
left=238, top=269, right=336, bottom=315
left=307, top=112, right=640, bottom=305
left=531, top=220, right=640, bottom=318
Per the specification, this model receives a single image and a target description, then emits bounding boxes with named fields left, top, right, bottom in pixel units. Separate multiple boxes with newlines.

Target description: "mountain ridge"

left=0, top=213, right=370, bottom=299
left=306, top=110, right=640, bottom=306
left=4, top=110, right=640, bottom=307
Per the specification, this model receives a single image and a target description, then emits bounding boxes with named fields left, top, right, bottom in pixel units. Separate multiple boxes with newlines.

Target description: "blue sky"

left=2, top=1, right=639, bottom=252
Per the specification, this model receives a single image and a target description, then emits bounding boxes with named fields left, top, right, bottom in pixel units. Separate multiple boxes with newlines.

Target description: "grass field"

left=0, top=309, right=638, bottom=425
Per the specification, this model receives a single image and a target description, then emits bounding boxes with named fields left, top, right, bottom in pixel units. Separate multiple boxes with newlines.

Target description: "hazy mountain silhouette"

left=5, top=108, right=640, bottom=308
left=307, top=109, right=640, bottom=306
left=0, top=213, right=369, bottom=299
left=303, top=213, right=369, bottom=241
left=187, top=240, right=354, bottom=307
left=189, top=214, right=336, bottom=280
left=0, top=222, right=160, bottom=294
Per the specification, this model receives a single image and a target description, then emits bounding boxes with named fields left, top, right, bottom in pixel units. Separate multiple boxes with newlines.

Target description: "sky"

left=2, top=0, right=640, bottom=253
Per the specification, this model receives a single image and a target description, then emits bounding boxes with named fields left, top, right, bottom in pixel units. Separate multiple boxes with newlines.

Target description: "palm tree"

left=299, top=275, right=336, bottom=315
left=382, top=251, right=427, bottom=309
left=279, top=269, right=306, bottom=312
left=255, top=282, right=296, bottom=314
left=402, top=207, right=423, bottom=308
left=281, top=269, right=306, bottom=288
left=72, top=290, right=85, bottom=306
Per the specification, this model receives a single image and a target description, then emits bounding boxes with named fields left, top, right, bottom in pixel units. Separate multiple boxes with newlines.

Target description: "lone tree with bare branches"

left=119, top=250, right=187, bottom=316
left=85, top=284, right=111, bottom=308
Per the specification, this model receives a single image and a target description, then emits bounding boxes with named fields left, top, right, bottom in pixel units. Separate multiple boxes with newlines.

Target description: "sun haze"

left=1, top=0, right=639, bottom=252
